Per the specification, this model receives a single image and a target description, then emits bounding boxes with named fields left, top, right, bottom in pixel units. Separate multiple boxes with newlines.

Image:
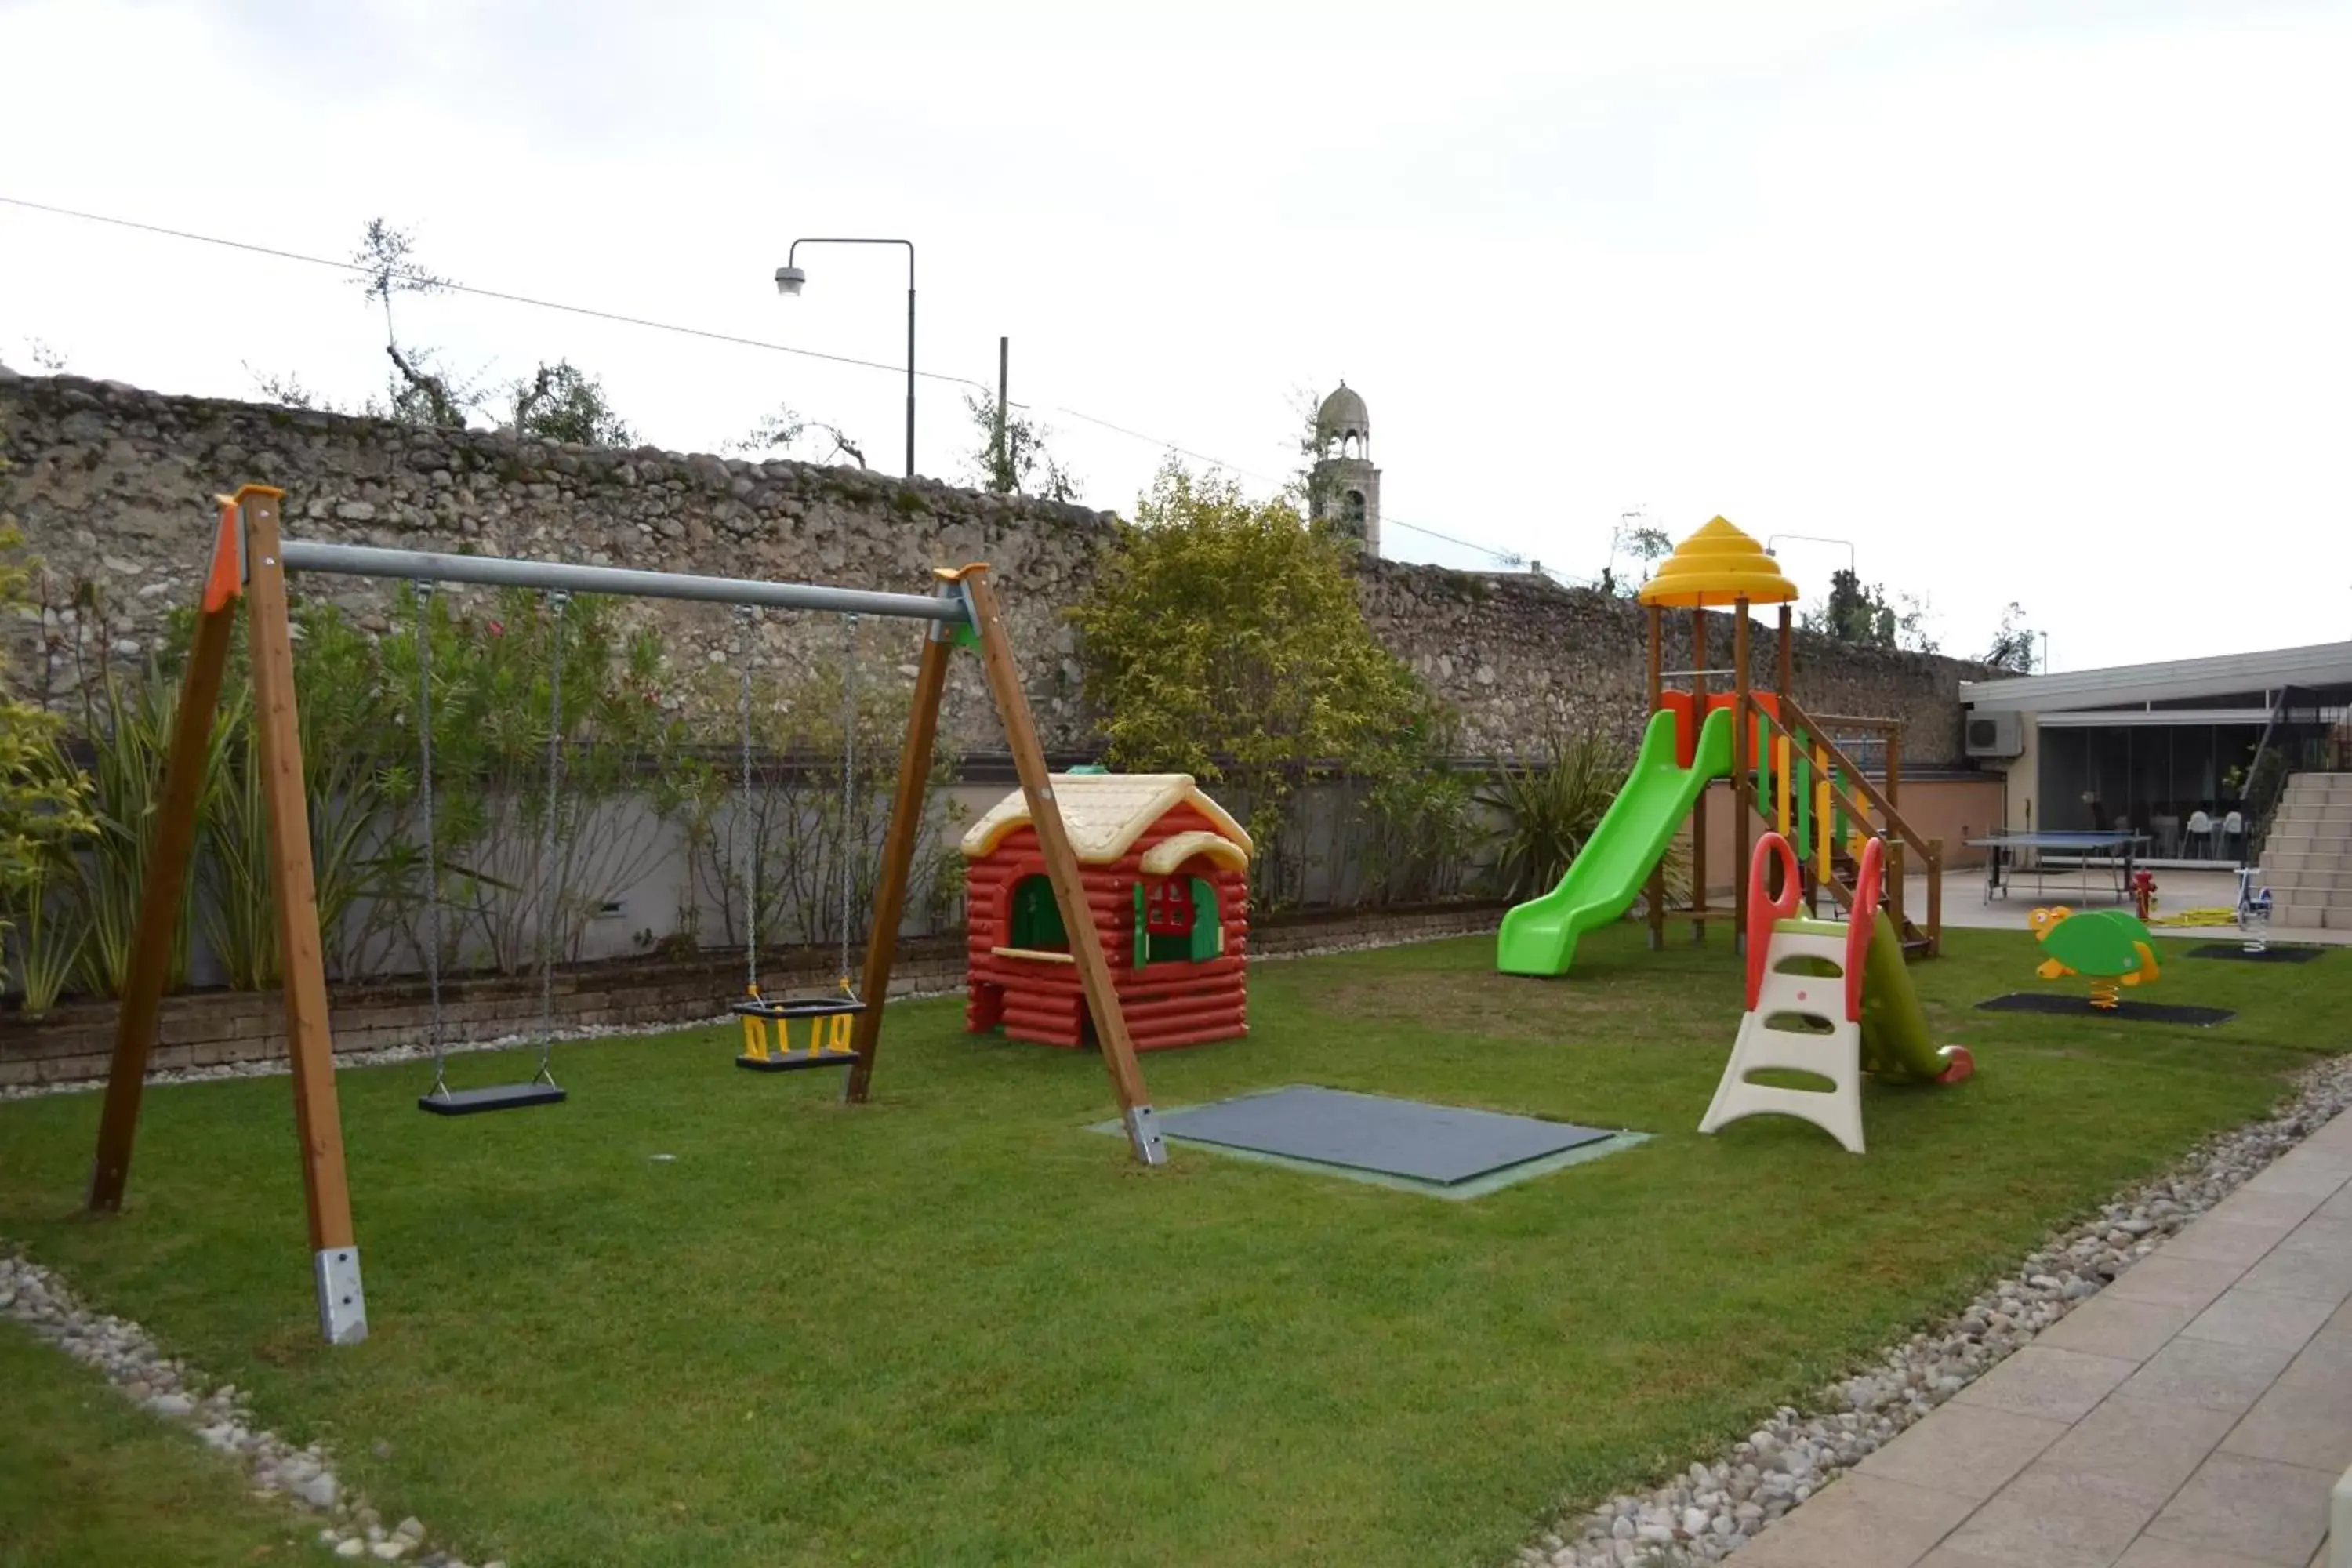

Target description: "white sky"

left=4, top=0, right=2347, bottom=670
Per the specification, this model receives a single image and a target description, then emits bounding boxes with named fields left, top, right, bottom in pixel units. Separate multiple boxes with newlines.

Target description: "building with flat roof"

left=1959, top=641, right=2352, bottom=865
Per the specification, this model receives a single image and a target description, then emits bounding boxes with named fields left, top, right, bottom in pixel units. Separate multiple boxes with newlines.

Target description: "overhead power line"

left=0, top=191, right=1556, bottom=575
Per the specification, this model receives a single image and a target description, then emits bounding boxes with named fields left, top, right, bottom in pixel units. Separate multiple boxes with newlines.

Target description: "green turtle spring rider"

left=2028, top=906, right=2161, bottom=1008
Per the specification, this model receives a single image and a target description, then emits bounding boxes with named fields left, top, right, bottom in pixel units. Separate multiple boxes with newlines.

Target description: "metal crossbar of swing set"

left=275, top=540, right=975, bottom=626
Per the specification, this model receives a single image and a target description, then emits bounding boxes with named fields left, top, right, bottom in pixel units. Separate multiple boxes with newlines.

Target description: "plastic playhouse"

left=961, top=771, right=1252, bottom=1051
left=1496, top=516, right=1947, bottom=978
left=1699, top=833, right=1973, bottom=1153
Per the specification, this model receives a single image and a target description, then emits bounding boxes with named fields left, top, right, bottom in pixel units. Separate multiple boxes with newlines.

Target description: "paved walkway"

left=1906, top=869, right=2352, bottom=947
left=1736, top=1109, right=2352, bottom=1567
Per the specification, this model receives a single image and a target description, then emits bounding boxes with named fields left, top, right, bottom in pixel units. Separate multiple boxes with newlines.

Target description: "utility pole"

left=995, top=336, right=1010, bottom=493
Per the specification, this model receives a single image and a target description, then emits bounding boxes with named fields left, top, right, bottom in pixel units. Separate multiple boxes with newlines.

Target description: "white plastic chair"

left=2186, top=809, right=2214, bottom=859
left=2221, top=810, right=2245, bottom=862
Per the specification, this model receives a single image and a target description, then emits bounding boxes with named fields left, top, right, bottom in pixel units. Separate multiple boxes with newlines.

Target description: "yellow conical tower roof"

left=1636, top=517, right=1801, bottom=608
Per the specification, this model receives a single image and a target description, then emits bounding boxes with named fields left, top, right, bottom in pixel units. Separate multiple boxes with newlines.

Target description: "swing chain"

left=535, top=590, right=569, bottom=1085
left=416, top=581, right=448, bottom=1098
left=735, top=604, right=757, bottom=1000
left=840, top=612, right=858, bottom=993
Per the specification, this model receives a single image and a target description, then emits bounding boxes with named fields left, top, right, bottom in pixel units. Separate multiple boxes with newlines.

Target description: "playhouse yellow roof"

left=1636, top=517, right=1801, bottom=608
left=960, top=774, right=1253, bottom=865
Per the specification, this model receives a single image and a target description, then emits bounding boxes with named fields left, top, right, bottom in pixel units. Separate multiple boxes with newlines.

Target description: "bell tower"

left=1307, top=381, right=1380, bottom=558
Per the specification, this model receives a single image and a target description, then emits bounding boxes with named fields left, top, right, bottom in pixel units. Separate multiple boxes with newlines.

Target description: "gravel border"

left=1515, top=1050, right=2352, bottom=1567
left=0, top=1252, right=497, bottom=1566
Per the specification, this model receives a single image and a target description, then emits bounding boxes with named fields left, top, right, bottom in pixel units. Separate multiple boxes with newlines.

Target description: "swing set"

left=82, top=485, right=1173, bottom=1348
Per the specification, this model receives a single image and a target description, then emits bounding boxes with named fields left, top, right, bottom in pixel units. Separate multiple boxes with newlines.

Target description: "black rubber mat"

left=2187, top=945, right=2325, bottom=964
left=1975, top=993, right=2234, bottom=1027
left=1153, top=1087, right=1611, bottom=1184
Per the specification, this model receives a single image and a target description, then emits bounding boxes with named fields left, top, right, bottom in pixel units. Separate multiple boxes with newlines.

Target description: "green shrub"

left=1071, top=459, right=1448, bottom=905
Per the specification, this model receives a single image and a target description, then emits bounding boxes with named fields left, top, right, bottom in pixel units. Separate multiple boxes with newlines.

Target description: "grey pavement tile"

left=2220, top=1376, right=2352, bottom=1471
left=2038, top=1294, right=2199, bottom=1363
left=2209, top=1187, right=2332, bottom=1230
left=2161, top=1218, right=2296, bottom=1269
left=2243, top=1162, right=2352, bottom=1200
left=2143, top=1451, right=2335, bottom=1566
left=1955, top=1346, right=2140, bottom=1423
left=1857, top=1403, right=2070, bottom=1501
left=2107, top=1256, right=2252, bottom=1314
left=1715, top=1474, right=1975, bottom=1568
left=1938, top=1462, right=2161, bottom=1568
left=2114, top=1537, right=2299, bottom=1566
left=2182, top=1288, right=2342, bottom=1353
left=2119, top=1338, right=2298, bottom=1415
left=2036, top=1392, right=2238, bottom=1507
left=2237, top=1242, right=2352, bottom=1307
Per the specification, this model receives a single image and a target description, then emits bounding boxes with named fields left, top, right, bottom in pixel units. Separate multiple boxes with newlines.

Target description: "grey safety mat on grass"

left=1975, top=993, right=2235, bottom=1027
left=1152, top=1086, right=1613, bottom=1185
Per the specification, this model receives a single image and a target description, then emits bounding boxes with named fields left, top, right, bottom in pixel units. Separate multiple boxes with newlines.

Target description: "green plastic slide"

left=1496, top=706, right=1733, bottom=977
left=1857, top=911, right=1948, bottom=1082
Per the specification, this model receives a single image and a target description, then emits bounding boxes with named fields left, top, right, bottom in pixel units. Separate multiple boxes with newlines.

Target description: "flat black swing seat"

left=731, top=995, right=866, bottom=1073
left=418, top=1082, right=570, bottom=1116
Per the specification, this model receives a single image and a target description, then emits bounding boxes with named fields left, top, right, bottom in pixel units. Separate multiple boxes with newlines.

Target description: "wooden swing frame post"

left=85, top=499, right=1169, bottom=1349
left=86, top=486, right=367, bottom=1345
left=87, top=497, right=255, bottom=1214
left=955, top=567, right=1165, bottom=1163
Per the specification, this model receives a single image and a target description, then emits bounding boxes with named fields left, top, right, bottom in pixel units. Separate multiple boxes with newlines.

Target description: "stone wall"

left=1, top=370, right=1989, bottom=763
left=1359, top=567, right=1984, bottom=763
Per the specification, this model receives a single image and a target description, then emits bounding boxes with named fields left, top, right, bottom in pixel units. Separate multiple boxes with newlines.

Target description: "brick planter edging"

left=0, top=903, right=1508, bottom=1089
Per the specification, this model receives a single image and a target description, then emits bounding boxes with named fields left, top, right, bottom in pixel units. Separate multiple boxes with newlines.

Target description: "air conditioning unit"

left=1965, top=710, right=2025, bottom=760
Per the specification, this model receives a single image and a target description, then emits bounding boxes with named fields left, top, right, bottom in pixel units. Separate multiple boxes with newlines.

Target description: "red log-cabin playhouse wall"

left=964, top=799, right=1250, bottom=1051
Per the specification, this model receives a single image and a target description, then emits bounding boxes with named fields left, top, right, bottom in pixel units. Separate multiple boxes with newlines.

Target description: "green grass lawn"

left=0, top=1318, right=319, bottom=1566
left=0, top=925, right=2339, bottom=1567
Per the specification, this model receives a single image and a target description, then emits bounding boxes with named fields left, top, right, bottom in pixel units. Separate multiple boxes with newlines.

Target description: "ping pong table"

left=1968, top=830, right=2147, bottom=905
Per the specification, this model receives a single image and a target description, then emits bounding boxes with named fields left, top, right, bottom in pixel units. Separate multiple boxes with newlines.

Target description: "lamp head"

left=773, top=265, right=807, bottom=297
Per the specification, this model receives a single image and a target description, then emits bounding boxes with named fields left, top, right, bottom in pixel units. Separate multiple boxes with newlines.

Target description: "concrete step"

left=2259, top=853, right=2340, bottom=873
left=2274, top=874, right=2352, bottom=893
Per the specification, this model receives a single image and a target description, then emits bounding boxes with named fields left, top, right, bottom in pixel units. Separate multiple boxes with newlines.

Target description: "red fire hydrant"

left=2132, top=869, right=2158, bottom=920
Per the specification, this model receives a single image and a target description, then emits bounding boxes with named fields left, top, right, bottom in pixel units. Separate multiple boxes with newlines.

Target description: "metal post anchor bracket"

left=1125, top=1104, right=1169, bottom=1167
left=314, top=1246, right=368, bottom=1346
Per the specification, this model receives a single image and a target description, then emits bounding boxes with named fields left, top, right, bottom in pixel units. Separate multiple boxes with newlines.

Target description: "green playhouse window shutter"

left=1133, top=882, right=1149, bottom=969
left=1188, top=877, right=1220, bottom=961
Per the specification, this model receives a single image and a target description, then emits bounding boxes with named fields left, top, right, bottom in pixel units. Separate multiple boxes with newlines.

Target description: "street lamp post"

left=1764, top=533, right=1858, bottom=578
left=774, top=238, right=916, bottom=477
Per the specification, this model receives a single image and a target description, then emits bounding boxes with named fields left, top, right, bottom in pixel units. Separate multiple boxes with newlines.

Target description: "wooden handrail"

left=1774, top=694, right=1937, bottom=867
left=1739, top=691, right=1944, bottom=954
